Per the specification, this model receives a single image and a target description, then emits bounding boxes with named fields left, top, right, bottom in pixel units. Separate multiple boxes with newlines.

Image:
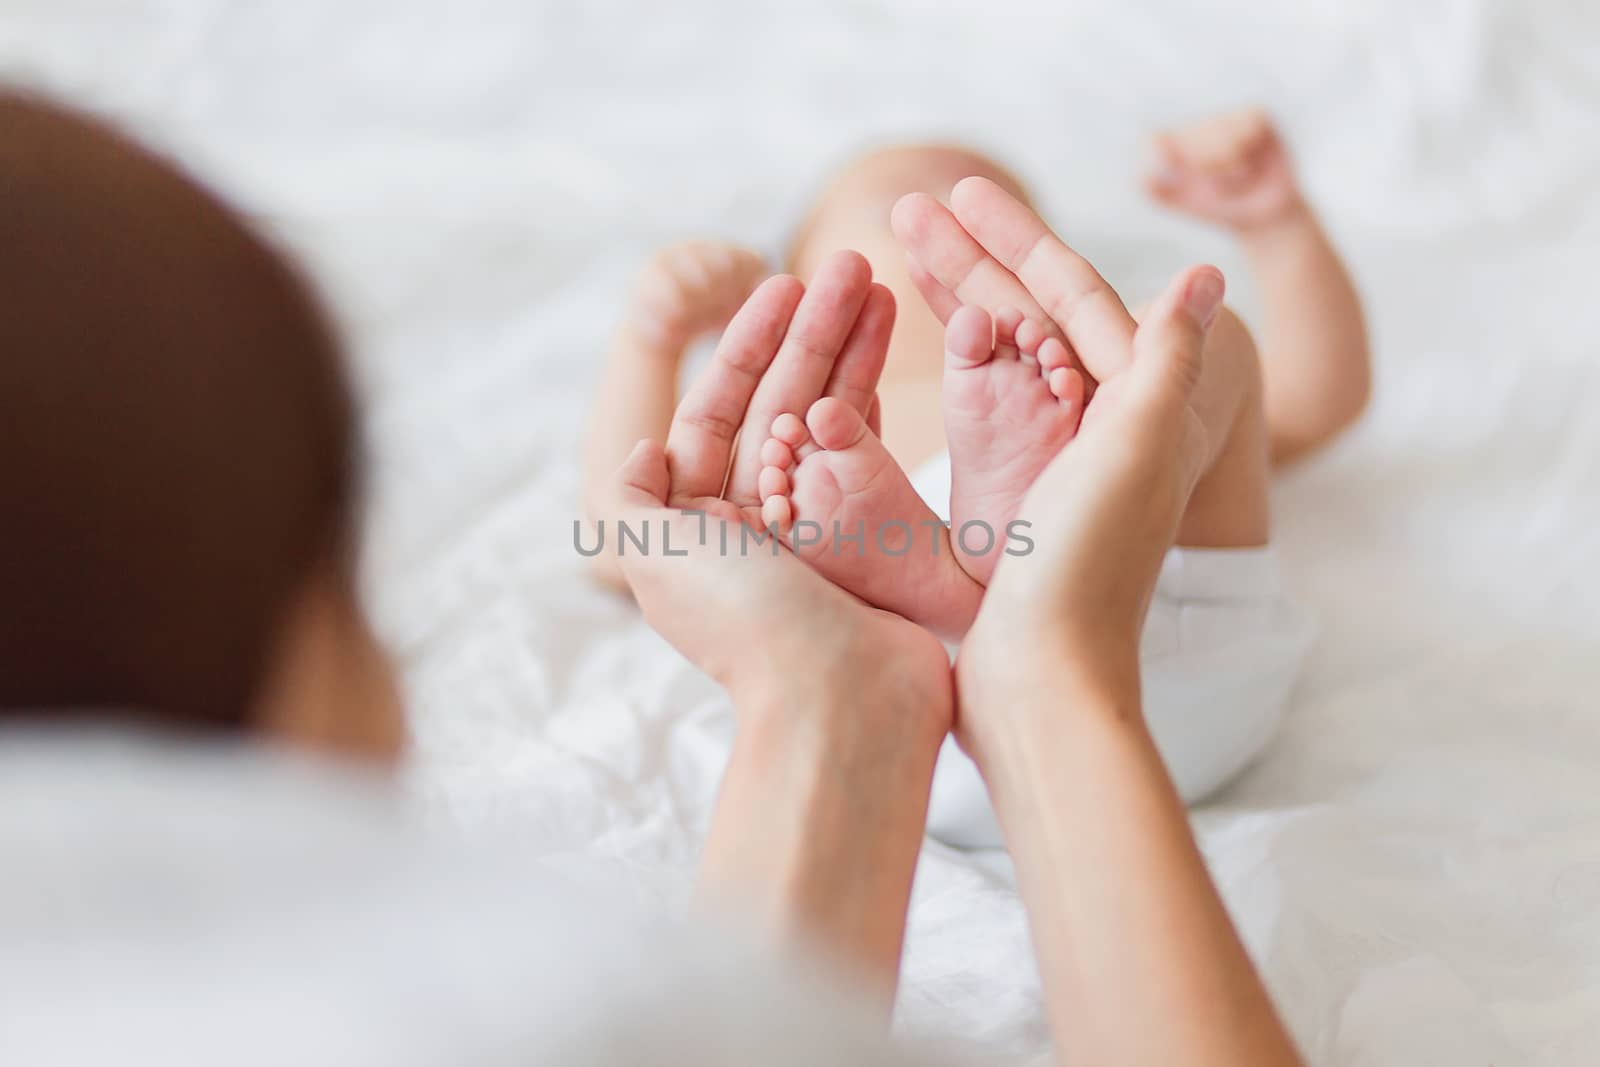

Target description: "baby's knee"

left=1134, top=299, right=1263, bottom=412
left=1206, top=306, right=1265, bottom=403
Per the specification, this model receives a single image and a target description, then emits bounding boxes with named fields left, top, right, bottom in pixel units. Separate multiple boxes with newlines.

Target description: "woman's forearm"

left=698, top=672, right=946, bottom=1009
left=969, top=676, right=1304, bottom=1067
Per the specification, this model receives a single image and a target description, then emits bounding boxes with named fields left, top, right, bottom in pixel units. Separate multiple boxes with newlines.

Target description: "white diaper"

left=910, top=451, right=1317, bottom=850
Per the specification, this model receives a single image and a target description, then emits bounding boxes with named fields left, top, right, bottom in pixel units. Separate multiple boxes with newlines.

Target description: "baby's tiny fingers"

left=671, top=247, right=713, bottom=290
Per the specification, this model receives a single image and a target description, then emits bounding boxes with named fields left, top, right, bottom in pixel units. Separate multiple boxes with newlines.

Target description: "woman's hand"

left=596, top=255, right=951, bottom=1000
left=608, top=436, right=950, bottom=729
left=896, top=178, right=1304, bottom=1067
left=894, top=176, right=1222, bottom=738
left=956, top=260, right=1222, bottom=735
left=601, top=253, right=945, bottom=715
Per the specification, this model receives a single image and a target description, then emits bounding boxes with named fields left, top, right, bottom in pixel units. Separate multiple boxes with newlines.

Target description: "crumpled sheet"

left=4, top=1, right=1599, bottom=1062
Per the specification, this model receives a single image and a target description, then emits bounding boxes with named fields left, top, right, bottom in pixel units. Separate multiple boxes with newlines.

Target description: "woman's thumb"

left=612, top=438, right=672, bottom=510
left=1130, top=265, right=1224, bottom=401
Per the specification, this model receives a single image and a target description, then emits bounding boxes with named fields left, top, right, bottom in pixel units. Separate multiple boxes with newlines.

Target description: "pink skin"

left=758, top=397, right=983, bottom=640
left=943, top=304, right=1084, bottom=585
left=755, top=303, right=1083, bottom=635
left=1145, top=109, right=1303, bottom=231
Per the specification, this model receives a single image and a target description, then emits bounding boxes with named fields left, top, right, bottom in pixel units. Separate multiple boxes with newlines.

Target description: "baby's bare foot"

left=943, top=305, right=1084, bottom=585
left=759, top=397, right=981, bottom=637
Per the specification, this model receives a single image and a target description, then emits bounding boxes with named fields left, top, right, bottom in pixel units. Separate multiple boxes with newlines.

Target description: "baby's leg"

left=758, top=398, right=985, bottom=639
left=787, top=144, right=1034, bottom=472
left=583, top=242, right=767, bottom=591
left=1148, top=109, right=1371, bottom=464
left=1152, top=304, right=1271, bottom=549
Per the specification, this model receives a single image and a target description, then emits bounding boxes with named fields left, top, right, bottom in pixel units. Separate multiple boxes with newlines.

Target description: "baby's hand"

left=624, top=241, right=769, bottom=352
left=1146, top=109, right=1304, bottom=232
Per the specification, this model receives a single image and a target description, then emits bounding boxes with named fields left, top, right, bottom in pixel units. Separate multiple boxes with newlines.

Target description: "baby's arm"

left=582, top=242, right=767, bottom=591
left=1148, top=109, right=1371, bottom=464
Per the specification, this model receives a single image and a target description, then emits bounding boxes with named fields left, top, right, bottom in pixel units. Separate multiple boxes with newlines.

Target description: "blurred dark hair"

left=0, top=90, right=359, bottom=730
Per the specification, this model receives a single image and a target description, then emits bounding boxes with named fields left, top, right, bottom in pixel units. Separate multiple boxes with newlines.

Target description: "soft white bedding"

left=5, top=1, right=1600, bottom=1062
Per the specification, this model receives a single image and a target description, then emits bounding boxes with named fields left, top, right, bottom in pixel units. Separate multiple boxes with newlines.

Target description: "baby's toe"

left=759, top=436, right=794, bottom=470
left=1048, top=367, right=1084, bottom=419
left=771, top=411, right=821, bottom=462
left=1038, top=337, right=1073, bottom=371
left=1015, top=318, right=1048, bottom=356
left=804, top=396, right=870, bottom=453
left=758, top=464, right=790, bottom=500
left=761, top=494, right=793, bottom=531
left=992, top=306, right=1025, bottom=356
left=771, top=412, right=809, bottom=447
left=944, top=306, right=995, bottom=369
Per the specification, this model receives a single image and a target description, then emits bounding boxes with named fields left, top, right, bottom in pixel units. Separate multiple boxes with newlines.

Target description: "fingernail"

left=1184, top=270, right=1225, bottom=328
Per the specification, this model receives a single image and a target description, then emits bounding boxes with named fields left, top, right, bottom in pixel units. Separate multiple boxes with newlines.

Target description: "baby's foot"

left=759, top=397, right=982, bottom=637
left=943, top=305, right=1084, bottom=586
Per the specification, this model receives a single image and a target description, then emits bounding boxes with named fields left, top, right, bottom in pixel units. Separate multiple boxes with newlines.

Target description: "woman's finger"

left=891, top=192, right=1053, bottom=328
left=1129, top=264, right=1223, bottom=405
left=906, top=255, right=962, bottom=324
left=822, top=282, right=895, bottom=421
left=723, top=250, right=873, bottom=506
left=948, top=176, right=1137, bottom=380
left=665, top=274, right=804, bottom=503
left=614, top=438, right=671, bottom=510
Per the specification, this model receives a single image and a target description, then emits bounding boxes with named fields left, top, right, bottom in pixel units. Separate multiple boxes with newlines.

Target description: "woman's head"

left=0, top=91, right=402, bottom=760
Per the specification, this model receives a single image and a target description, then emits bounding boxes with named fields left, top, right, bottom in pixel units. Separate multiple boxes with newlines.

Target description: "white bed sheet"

left=4, top=1, right=1600, bottom=1062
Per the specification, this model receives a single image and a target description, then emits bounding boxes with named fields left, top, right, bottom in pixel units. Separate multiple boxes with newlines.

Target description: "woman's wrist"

left=702, top=654, right=951, bottom=1000
left=953, top=646, right=1145, bottom=780
left=965, top=672, right=1305, bottom=1067
left=731, top=652, right=950, bottom=769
